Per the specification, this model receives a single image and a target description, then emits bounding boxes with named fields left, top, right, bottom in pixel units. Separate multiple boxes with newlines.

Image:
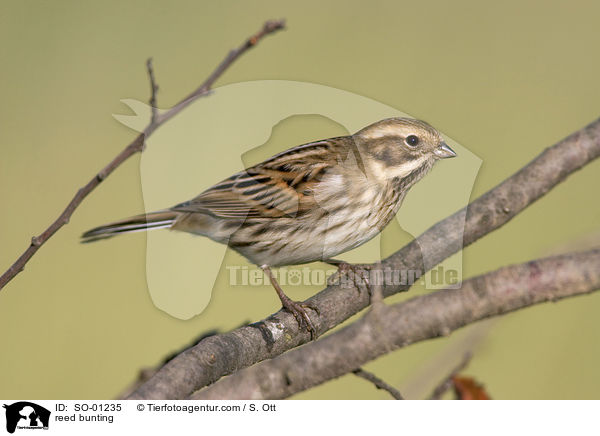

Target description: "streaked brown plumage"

left=82, top=117, right=456, bottom=338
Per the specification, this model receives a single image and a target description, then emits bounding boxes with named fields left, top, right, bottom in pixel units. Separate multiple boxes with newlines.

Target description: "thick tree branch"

left=0, top=19, right=286, bottom=292
left=192, top=249, right=600, bottom=399
left=127, top=117, right=600, bottom=400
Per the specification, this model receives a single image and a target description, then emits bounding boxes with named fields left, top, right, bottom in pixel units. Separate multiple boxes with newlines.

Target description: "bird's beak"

left=435, top=142, right=457, bottom=159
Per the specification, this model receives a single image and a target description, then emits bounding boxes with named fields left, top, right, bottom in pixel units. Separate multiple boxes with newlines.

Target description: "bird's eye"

left=405, top=135, right=419, bottom=147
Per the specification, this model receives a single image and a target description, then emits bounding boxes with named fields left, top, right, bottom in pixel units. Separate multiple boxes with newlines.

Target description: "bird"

left=82, top=117, right=456, bottom=338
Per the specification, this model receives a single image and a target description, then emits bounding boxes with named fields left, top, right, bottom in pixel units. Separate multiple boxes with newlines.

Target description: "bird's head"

left=353, top=117, right=456, bottom=181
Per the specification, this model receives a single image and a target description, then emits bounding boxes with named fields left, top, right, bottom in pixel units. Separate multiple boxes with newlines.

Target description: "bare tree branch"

left=146, top=58, right=159, bottom=126
left=143, top=19, right=285, bottom=137
left=117, top=328, right=220, bottom=399
left=191, top=248, right=600, bottom=399
left=428, top=352, right=472, bottom=400
left=352, top=368, right=404, bottom=400
left=0, top=19, right=286, bottom=292
left=127, top=117, right=600, bottom=400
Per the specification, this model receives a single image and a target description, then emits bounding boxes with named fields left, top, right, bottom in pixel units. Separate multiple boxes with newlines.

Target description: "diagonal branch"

left=143, top=19, right=285, bottom=136
left=127, top=116, right=600, bottom=400
left=191, top=248, right=600, bottom=399
left=0, top=19, right=286, bottom=292
left=352, top=368, right=404, bottom=400
left=428, top=352, right=472, bottom=400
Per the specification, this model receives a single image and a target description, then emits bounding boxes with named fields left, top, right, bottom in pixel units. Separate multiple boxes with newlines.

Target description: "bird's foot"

left=326, top=260, right=372, bottom=294
left=261, top=264, right=319, bottom=340
left=280, top=297, right=320, bottom=340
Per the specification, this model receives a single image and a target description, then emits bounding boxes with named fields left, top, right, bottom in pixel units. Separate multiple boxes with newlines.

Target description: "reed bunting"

left=83, top=117, right=456, bottom=338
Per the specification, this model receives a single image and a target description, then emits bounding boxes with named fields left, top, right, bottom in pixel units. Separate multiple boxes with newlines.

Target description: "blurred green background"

left=1, top=0, right=599, bottom=399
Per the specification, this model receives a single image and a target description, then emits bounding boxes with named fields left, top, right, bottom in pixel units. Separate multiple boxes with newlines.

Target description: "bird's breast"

left=226, top=175, right=405, bottom=267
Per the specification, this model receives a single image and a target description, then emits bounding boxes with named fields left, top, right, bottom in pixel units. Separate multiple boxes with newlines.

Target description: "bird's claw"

left=281, top=299, right=319, bottom=340
left=327, top=262, right=372, bottom=295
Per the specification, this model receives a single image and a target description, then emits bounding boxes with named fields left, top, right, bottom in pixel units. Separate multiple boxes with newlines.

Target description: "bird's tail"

left=81, top=210, right=177, bottom=243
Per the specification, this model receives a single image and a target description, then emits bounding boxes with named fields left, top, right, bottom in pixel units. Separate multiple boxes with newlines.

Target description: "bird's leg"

left=325, top=259, right=372, bottom=294
left=260, top=265, right=319, bottom=340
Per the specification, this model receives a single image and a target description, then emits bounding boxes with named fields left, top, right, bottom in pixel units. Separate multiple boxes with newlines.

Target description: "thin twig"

left=143, top=19, right=285, bottom=136
left=352, top=368, right=404, bottom=400
left=428, top=352, right=472, bottom=400
left=0, top=19, right=285, bottom=292
left=191, top=248, right=600, bottom=399
left=146, top=57, right=159, bottom=126
left=127, top=117, right=600, bottom=400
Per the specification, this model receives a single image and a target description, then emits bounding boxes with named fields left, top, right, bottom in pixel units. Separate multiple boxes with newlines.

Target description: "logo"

left=3, top=402, right=50, bottom=433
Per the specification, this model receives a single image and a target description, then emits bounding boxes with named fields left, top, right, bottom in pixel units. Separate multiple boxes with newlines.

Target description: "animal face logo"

left=114, top=80, right=481, bottom=319
left=3, top=402, right=50, bottom=434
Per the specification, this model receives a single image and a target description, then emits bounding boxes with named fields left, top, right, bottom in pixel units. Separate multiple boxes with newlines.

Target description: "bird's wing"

left=171, top=137, right=350, bottom=220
